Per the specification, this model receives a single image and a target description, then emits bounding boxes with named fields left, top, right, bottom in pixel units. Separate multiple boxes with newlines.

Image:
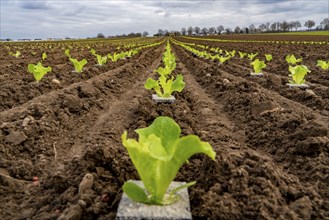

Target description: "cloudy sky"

left=1, top=0, right=328, bottom=39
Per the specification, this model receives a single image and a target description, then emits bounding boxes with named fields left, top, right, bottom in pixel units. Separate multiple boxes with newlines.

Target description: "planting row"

left=171, top=42, right=329, bottom=219
left=0, top=39, right=165, bottom=111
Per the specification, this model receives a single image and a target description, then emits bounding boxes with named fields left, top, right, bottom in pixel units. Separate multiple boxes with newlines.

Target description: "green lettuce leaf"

left=250, top=59, right=266, bottom=73
left=28, top=62, right=52, bottom=82
left=316, top=60, right=329, bottom=70
left=286, top=54, right=302, bottom=64
left=122, top=116, right=216, bottom=205
left=289, top=65, right=310, bottom=84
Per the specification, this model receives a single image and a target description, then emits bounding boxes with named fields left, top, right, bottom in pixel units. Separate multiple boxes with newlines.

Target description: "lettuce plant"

left=162, top=45, right=176, bottom=71
left=10, top=51, right=21, bottom=58
left=288, top=65, right=311, bottom=85
left=250, top=59, right=266, bottom=74
left=65, top=49, right=88, bottom=73
left=145, top=42, right=185, bottom=98
left=28, top=62, right=52, bottom=82
left=238, top=51, right=247, bottom=58
left=42, top=52, right=47, bottom=61
left=145, top=74, right=185, bottom=98
left=286, top=54, right=302, bottom=65
left=108, top=52, right=125, bottom=62
left=122, top=116, right=216, bottom=205
left=247, top=52, right=258, bottom=60
left=90, top=49, right=108, bottom=66
left=217, top=55, right=231, bottom=64
left=265, top=54, right=272, bottom=62
left=316, top=60, right=329, bottom=70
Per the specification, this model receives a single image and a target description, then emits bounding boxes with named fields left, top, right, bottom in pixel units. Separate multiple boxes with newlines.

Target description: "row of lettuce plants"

left=121, top=41, right=215, bottom=206
left=27, top=40, right=164, bottom=82
left=173, top=38, right=328, bottom=86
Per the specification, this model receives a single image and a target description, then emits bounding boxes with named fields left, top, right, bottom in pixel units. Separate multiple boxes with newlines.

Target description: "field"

left=0, top=34, right=329, bottom=219
left=269, top=31, right=329, bottom=36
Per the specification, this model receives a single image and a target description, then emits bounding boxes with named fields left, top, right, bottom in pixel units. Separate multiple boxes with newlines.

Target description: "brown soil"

left=0, top=36, right=328, bottom=220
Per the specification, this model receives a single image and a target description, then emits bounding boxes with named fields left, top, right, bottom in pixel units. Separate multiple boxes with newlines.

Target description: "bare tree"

left=249, top=24, right=256, bottom=33
left=265, top=22, right=270, bottom=31
left=270, top=23, right=276, bottom=32
left=187, top=26, right=193, bottom=35
left=201, top=27, right=208, bottom=35
left=288, top=21, right=294, bottom=32
left=243, top=27, right=249, bottom=34
left=194, top=27, right=201, bottom=35
left=293, top=21, right=301, bottom=31
left=208, top=27, right=216, bottom=35
left=225, top=28, right=232, bottom=34
left=320, top=18, right=329, bottom=30
left=181, top=28, right=187, bottom=35
left=97, top=33, right=105, bottom=38
left=234, top=26, right=241, bottom=34
left=259, top=24, right=266, bottom=32
left=280, top=21, right=289, bottom=32
left=276, top=22, right=281, bottom=31
left=142, top=31, right=149, bottom=37
left=157, top=29, right=164, bottom=36
left=217, top=25, right=224, bottom=34
left=173, top=31, right=181, bottom=36
left=304, top=20, right=315, bottom=30
left=164, top=30, right=170, bottom=36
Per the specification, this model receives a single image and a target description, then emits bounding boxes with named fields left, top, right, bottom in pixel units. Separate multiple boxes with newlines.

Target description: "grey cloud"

left=62, top=6, right=86, bottom=16
left=20, top=0, right=51, bottom=10
left=164, top=11, right=171, bottom=17
left=2, top=0, right=328, bottom=39
left=155, top=9, right=164, bottom=14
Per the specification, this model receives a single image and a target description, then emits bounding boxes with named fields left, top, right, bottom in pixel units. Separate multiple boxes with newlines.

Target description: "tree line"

left=155, top=18, right=329, bottom=36
left=96, top=31, right=149, bottom=39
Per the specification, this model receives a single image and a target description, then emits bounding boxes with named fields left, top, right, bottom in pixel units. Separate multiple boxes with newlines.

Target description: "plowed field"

left=1, top=35, right=328, bottom=219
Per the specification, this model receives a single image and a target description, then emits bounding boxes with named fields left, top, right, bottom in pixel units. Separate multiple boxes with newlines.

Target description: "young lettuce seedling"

left=250, top=59, right=266, bottom=75
left=217, top=55, right=231, bottom=64
left=145, top=74, right=185, bottom=98
left=247, top=52, right=258, bottom=60
left=28, top=62, right=52, bottom=82
left=238, top=51, right=247, bottom=58
left=121, top=116, right=216, bottom=205
left=145, top=42, right=185, bottom=98
left=286, top=54, right=302, bottom=65
left=10, top=51, right=21, bottom=58
left=90, top=49, right=108, bottom=66
left=288, top=65, right=311, bottom=85
left=265, top=54, right=272, bottom=62
left=42, top=52, right=47, bottom=61
left=316, top=60, right=329, bottom=70
left=108, top=52, right=125, bottom=62
left=65, top=49, right=88, bottom=73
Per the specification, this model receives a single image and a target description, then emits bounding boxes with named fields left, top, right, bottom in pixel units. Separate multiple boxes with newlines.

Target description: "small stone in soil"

left=52, top=79, right=60, bottom=85
left=305, top=89, right=316, bottom=96
left=78, top=173, right=94, bottom=195
left=4, top=131, right=28, bottom=145
left=22, top=117, right=32, bottom=127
